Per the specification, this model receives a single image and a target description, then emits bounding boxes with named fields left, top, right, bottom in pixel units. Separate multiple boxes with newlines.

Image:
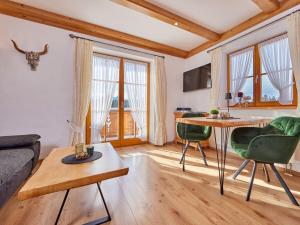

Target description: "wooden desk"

left=19, top=143, right=129, bottom=225
left=176, top=116, right=271, bottom=195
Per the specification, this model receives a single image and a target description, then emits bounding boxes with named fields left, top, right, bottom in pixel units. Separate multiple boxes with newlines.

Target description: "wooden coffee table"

left=18, top=143, right=129, bottom=225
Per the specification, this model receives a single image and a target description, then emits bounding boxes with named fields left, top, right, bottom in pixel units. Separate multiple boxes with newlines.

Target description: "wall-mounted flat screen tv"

left=183, top=63, right=212, bottom=92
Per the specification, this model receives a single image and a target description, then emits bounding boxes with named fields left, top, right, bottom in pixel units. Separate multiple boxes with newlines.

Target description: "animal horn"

left=11, top=40, right=26, bottom=54
left=38, top=44, right=48, bottom=55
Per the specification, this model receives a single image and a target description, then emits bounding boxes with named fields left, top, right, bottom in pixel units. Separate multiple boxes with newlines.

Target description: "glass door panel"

left=90, top=53, right=120, bottom=144
left=101, top=85, right=119, bottom=141
left=123, top=60, right=148, bottom=141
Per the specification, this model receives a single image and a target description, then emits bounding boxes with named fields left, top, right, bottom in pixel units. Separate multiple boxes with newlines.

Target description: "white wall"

left=0, top=14, right=184, bottom=157
left=165, top=56, right=185, bottom=141
left=0, top=15, right=74, bottom=158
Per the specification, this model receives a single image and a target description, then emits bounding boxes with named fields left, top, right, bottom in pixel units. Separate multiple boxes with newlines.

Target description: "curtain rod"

left=69, top=34, right=165, bottom=58
left=207, top=9, right=300, bottom=53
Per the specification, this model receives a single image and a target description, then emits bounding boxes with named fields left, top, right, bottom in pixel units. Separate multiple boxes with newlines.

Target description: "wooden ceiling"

left=1, top=0, right=300, bottom=58
left=252, top=0, right=280, bottom=13
left=111, top=0, right=220, bottom=41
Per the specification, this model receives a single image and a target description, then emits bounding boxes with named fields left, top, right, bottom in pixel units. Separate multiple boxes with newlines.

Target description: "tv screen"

left=183, top=63, right=212, bottom=92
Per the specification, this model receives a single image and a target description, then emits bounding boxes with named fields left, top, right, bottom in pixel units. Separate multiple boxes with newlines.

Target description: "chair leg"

left=179, top=141, right=189, bottom=164
left=180, top=141, right=190, bottom=171
left=233, top=160, right=250, bottom=180
left=246, top=161, right=257, bottom=201
left=181, top=139, right=185, bottom=154
left=263, top=164, right=270, bottom=183
left=270, top=164, right=299, bottom=206
left=197, top=142, right=208, bottom=166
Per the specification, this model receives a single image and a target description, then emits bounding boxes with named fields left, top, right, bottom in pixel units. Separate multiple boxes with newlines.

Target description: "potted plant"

left=210, top=109, right=219, bottom=119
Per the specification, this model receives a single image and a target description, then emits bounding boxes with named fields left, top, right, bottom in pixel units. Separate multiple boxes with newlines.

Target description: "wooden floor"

left=1, top=143, right=300, bottom=225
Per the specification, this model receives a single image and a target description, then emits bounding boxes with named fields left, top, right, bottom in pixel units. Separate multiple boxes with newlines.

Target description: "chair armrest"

left=0, top=134, right=41, bottom=149
left=30, top=141, right=41, bottom=168
left=203, top=126, right=212, bottom=139
left=231, top=127, right=262, bottom=145
left=247, top=135, right=298, bottom=164
left=176, top=123, right=185, bottom=139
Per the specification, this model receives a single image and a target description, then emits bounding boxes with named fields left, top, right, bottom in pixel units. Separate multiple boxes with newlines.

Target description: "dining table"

left=176, top=116, right=271, bottom=195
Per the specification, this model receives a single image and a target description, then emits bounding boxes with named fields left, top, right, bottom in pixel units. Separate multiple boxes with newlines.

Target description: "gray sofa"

left=0, top=134, right=41, bottom=207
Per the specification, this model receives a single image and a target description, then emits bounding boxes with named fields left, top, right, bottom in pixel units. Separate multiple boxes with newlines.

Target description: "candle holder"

left=75, top=143, right=89, bottom=159
left=224, top=92, right=232, bottom=113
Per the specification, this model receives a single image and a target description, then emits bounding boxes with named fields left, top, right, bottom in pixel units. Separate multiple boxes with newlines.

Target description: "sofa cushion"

left=0, top=134, right=41, bottom=149
left=0, top=148, right=34, bottom=185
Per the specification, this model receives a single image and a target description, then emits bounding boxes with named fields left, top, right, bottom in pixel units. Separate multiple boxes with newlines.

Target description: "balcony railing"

left=100, top=109, right=140, bottom=141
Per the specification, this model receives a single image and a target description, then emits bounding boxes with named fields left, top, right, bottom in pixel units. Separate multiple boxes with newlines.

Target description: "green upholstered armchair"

left=231, top=116, right=300, bottom=205
left=176, top=112, right=211, bottom=171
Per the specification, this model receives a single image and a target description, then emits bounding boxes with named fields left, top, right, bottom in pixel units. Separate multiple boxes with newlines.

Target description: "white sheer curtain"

left=287, top=11, right=300, bottom=109
left=124, top=60, right=147, bottom=140
left=91, top=54, right=120, bottom=143
left=210, top=47, right=227, bottom=108
left=259, top=35, right=293, bottom=105
left=70, top=39, right=93, bottom=145
left=287, top=12, right=300, bottom=164
left=149, top=57, right=167, bottom=146
left=229, top=47, right=254, bottom=105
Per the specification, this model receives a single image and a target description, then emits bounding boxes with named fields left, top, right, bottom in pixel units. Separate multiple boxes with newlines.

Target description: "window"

left=124, top=59, right=148, bottom=140
left=228, top=34, right=297, bottom=108
left=229, top=47, right=254, bottom=103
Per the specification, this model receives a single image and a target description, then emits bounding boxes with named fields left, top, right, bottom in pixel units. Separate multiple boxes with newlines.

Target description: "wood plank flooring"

left=0, top=143, right=300, bottom=225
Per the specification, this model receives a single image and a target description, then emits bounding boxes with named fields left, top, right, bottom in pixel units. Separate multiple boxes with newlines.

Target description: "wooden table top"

left=18, top=143, right=129, bottom=200
left=176, top=116, right=271, bottom=128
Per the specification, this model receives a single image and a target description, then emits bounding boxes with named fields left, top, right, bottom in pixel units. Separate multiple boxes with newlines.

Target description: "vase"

left=211, top=114, right=218, bottom=119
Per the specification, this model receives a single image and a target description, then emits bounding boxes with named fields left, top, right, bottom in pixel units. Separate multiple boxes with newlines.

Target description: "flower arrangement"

left=237, top=92, right=244, bottom=98
left=237, top=92, right=244, bottom=105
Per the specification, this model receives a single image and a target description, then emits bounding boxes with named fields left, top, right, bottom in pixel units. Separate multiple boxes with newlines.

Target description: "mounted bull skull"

left=11, top=40, right=48, bottom=71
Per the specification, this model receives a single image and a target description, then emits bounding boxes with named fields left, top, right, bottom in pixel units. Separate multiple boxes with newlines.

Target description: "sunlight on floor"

left=234, top=175, right=300, bottom=195
left=119, top=145, right=300, bottom=209
left=148, top=149, right=241, bottom=171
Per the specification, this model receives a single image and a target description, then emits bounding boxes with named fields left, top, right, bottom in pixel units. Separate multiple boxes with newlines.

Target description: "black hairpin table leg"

left=84, top=183, right=112, bottom=225
left=182, top=122, right=188, bottom=171
left=55, top=189, right=70, bottom=225
left=55, top=183, right=111, bottom=225
left=213, top=127, right=230, bottom=195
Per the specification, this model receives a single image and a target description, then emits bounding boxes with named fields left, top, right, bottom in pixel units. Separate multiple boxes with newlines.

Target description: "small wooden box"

left=174, top=111, right=209, bottom=149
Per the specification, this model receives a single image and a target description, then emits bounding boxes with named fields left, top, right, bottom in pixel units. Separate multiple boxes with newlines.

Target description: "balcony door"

left=86, top=53, right=149, bottom=147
